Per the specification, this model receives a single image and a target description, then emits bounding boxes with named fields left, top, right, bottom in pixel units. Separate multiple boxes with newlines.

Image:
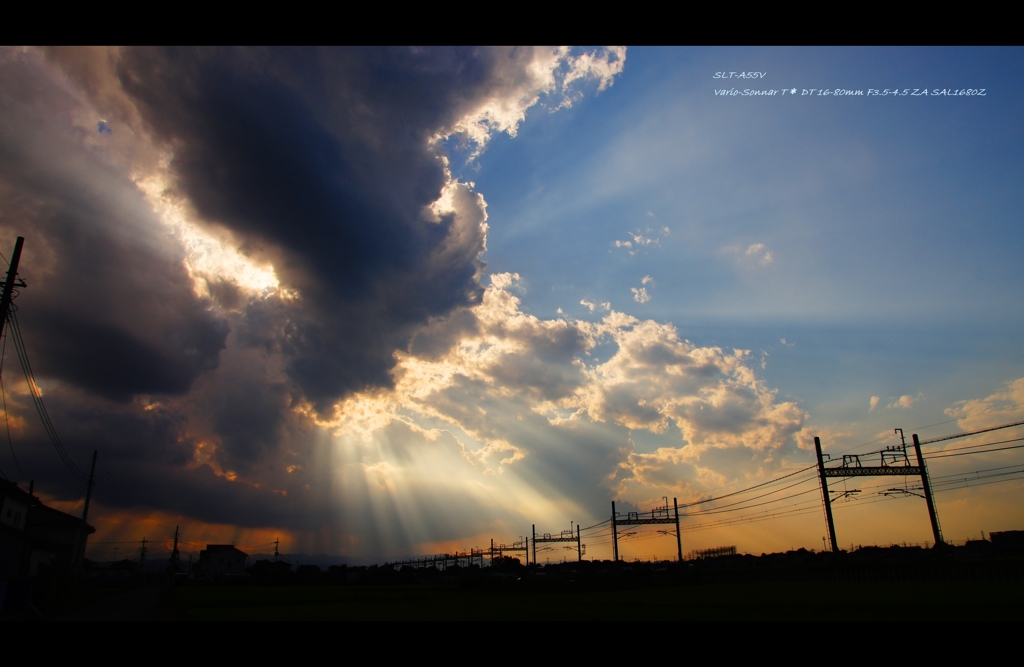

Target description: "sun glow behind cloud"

left=7, top=47, right=1022, bottom=564
left=305, top=272, right=826, bottom=556
left=134, top=170, right=282, bottom=299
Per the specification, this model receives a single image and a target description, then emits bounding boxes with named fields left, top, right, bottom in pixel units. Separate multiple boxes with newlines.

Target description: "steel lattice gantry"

left=610, top=498, right=683, bottom=562
left=490, top=537, right=530, bottom=565
left=531, top=524, right=581, bottom=563
left=814, top=434, right=942, bottom=553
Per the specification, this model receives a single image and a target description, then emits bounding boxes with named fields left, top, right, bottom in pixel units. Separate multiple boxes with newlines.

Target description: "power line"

left=8, top=309, right=88, bottom=483
left=683, top=473, right=819, bottom=516
left=924, top=435, right=1024, bottom=455
left=931, top=469, right=1024, bottom=490
left=927, top=441, right=1024, bottom=460
left=934, top=473, right=1024, bottom=493
left=679, top=464, right=818, bottom=510
left=832, top=404, right=1024, bottom=458
left=919, top=419, right=1024, bottom=446
left=0, top=329, right=25, bottom=480
left=931, top=463, right=1024, bottom=481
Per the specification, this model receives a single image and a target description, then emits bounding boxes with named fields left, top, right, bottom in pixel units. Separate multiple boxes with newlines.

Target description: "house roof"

left=200, top=544, right=249, bottom=558
left=2, top=479, right=95, bottom=534
left=0, top=479, right=33, bottom=504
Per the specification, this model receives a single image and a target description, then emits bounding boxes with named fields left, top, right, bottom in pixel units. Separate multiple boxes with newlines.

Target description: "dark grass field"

left=163, top=580, right=1024, bottom=621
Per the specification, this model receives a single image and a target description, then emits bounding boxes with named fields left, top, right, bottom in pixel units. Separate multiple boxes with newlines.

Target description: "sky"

left=1, top=46, right=1022, bottom=564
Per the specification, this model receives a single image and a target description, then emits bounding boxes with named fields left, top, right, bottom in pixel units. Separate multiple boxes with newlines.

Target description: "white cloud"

left=745, top=243, right=774, bottom=266
left=725, top=242, right=774, bottom=268
left=631, top=287, right=650, bottom=303
left=614, top=229, right=662, bottom=255
left=945, top=377, right=1024, bottom=430
left=438, top=46, right=626, bottom=157
left=869, top=395, right=881, bottom=412
left=326, top=276, right=809, bottom=517
left=887, top=395, right=917, bottom=409
left=563, top=46, right=626, bottom=93
left=641, top=275, right=653, bottom=285
left=632, top=232, right=658, bottom=246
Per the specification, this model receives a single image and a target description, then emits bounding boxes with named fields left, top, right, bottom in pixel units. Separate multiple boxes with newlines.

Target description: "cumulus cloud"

left=945, top=377, right=1024, bottom=430
left=580, top=299, right=610, bottom=313
left=869, top=395, right=881, bottom=412
left=745, top=243, right=773, bottom=265
left=328, top=275, right=809, bottom=526
left=887, top=395, right=918, bottom=409
left=631, top=287, right=650, bottom=303
left=437, top=46, right=625, bottom=155
left=0, top=46, right=810, bottom=558
left=0, top=46, right=627, bottom=547
left=614, top=229, right=662, bottom=255
left=0, top=50, right=227, bottom=403
left=725, top=242, right=774, bottom=267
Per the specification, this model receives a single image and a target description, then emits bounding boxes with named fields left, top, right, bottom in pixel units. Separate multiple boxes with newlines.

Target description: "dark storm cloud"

left=0, top=50, right=227, bottom=402
left=5, top=375, right=325, bottom=529
left=0, top=46, right=632, bottom=553
left=109, top=47, right=513, bottom=409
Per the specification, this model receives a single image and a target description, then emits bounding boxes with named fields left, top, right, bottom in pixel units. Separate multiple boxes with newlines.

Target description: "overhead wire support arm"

left=489, top=536, right=530, bottom=564
left=610, top=497, right=683, bottom=562
left=532, top=522, right=583, bottom=562
left=814, top=431, right=945, bottom=551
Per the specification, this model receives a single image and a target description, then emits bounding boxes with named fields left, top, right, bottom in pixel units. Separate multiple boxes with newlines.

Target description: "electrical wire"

left=0, top=329, right=25, bottom=480
left=926, top=441, right=1024, bottom=459
left=8, top=309, right=88, bottom=483
left=830, top=404, right=1024, bottom=458
left=919, top=420, right=1024, bottom=446
left=679, top=464, right=818, bottom=510
left=931, top=469, right=1024, bottom=489
left=934, top=474, right=1024, bottom=493
left=924, top=434, right=1024, bottom=455
left=682, top=473, right=819, bottom=516
left=930, top=462, right=1024, bottom=480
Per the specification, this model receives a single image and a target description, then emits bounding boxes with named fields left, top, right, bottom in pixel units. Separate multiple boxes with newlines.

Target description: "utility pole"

left=169, top=525, right=181, bottom=573
left=912, top=434, right=944, bottom=547
left=140, top=537, right=147, bottom=570
left=80, top=451, right=97, bottom=529
left=531, top=525, right=536, bottom=565
left=274, top=537, right=279, bottom=562
left=576, top=524, right=581, bottom=561
left=674, top=497, right=683, bottom=562
left=71, top=450, right=97, bottom=596
left=3, top=239, right=28, bottom=583
left=814, top=437, right=839, bottom=553
left=611, top=501, right=619, bottom=562
left=0, top=237, right=25, bottom=339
